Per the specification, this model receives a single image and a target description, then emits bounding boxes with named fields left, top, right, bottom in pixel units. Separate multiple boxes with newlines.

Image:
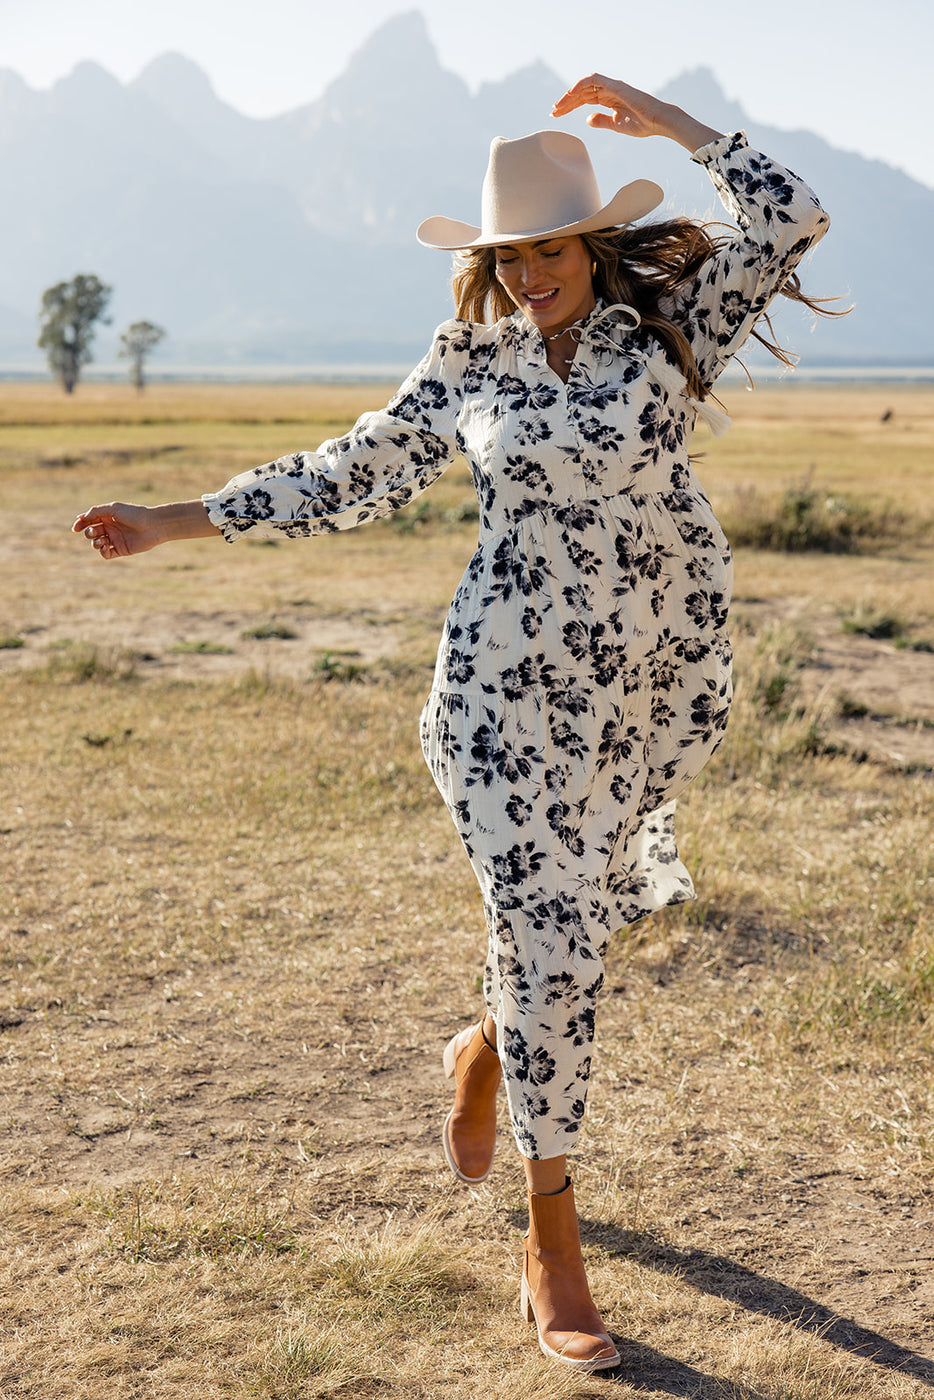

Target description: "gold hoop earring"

left=591, top=261, right=597, bottom=276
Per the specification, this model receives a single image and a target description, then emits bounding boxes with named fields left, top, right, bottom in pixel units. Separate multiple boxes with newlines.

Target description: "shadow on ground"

left=601, top=1224, right=934, bottom=1392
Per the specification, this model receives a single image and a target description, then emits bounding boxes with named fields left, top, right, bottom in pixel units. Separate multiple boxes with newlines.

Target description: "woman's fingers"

left=553, top=74, right=661, bottom=138
left=73, top=504, right=117, bottom=533
left=586, top=111, right=623, bottom=131
left=552, top=73, right=609, bottom=117
left=82, top=523, right=110, bottom=550
left=72, top=503, right=139, bottom=558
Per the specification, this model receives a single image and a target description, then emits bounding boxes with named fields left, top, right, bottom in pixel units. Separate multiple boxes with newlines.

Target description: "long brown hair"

left=451, top=221, right=841, bottom=401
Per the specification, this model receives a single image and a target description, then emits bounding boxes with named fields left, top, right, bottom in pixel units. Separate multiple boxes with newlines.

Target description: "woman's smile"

left=524, top=288, right=560, bottom=308
left=495, top=235, right=596, bottom=336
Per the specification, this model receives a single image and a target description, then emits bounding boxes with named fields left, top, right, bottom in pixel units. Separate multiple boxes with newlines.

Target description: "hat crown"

left=414, top=129, right=664, bottom=250
left=481, top=131, right=603, bottom=242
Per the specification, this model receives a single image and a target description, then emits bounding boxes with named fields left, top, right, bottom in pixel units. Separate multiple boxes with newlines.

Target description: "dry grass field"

left=1, top=377, right=933, bottom=1398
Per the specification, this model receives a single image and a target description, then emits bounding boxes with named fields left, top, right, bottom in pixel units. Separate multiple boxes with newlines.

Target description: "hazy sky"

left=4, top=0, right=933, bottom=189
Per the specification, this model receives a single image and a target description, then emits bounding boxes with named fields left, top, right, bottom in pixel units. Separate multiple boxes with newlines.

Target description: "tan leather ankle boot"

left=442, top=1019, right=501, bottom=1183
left=521, top=1177, right=620, bottom=1370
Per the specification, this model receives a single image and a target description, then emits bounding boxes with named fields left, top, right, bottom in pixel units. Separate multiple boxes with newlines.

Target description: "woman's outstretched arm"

left=552, top=74, right=722, bottom=152
left=72, top=500, right=220, bottom=560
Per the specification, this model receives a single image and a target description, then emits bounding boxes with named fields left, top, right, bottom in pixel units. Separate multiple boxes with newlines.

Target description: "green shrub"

left=241, top=622, right=298, bottom=641
left=840, top=607, right=905, bottom=640
left=31, top=641, right=140, bottom=683
left=725, top=478, right=910, bottom=553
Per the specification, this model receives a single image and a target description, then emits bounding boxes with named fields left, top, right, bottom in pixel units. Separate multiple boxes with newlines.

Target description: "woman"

left=75, top=75, right=832, bottom=1371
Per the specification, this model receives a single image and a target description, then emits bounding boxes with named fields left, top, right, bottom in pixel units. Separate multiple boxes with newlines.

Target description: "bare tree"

left=119, top=320, right=166, bottom=393
left=38, top=274, right=112, bottom=394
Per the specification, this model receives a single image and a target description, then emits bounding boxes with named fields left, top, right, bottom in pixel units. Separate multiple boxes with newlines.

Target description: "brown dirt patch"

left=735, top=596, right=934, bottom=772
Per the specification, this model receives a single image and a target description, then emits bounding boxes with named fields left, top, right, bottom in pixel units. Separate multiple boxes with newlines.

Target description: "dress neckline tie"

left=584, top=303, right=733, bottom=438
left=524, top=302, right=733, bottom=438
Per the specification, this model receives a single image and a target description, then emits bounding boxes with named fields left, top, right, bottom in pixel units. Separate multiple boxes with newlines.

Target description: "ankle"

left=534, top=1175, right=571, bottom=1198
left=523, top=1157, right=569, bottom=1197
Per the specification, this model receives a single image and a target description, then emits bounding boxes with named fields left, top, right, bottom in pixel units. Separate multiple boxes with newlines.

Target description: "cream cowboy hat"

left=416, top=129, right=664, bottom=250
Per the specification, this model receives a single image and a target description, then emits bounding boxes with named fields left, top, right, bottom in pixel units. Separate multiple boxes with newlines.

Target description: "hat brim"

left=416, top=179, right=665, bottom=250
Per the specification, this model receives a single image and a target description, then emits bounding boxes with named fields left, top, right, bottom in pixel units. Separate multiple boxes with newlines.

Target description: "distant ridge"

left=1, top=12, right=931, bottom=368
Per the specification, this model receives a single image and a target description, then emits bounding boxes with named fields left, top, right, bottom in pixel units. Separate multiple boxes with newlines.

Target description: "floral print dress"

left=203, top=132, right=829, bottom=1159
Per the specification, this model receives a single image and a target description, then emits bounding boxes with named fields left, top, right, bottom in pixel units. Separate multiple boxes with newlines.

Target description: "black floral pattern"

left=203, top=133, right=829, bottom=1159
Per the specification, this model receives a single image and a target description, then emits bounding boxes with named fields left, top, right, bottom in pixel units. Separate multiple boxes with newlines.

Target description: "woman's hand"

left=552, top=75, right=722, bottom=152
left=72, top=499, right=218, bottom=559
left=552, top=75, right=668, bottom=138
left=73, top=502, right=162, bottom=559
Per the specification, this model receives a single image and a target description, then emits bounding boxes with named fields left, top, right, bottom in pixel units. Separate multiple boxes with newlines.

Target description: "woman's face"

left=494, top=235, right=595, bottom=335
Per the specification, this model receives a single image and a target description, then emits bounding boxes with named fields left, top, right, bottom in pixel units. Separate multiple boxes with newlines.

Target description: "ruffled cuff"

left=691, top=130, right=748, bottom=167
left=201, top=489, right=253, bottom=543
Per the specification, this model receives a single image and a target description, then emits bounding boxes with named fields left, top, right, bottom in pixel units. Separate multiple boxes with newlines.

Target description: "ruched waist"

left=475, top=474, right=697, bottom=549
left=433, top=482, right=733, bottom=696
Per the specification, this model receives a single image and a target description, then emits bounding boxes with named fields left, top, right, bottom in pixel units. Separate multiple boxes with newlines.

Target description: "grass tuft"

left=241, top=621, right=299, bottom=641
left=168, top=639, right=235, bottom=655
left=720, top=621, right=841, bottom=773
left=840, top=606, right=905, bottom=640
left=313, top=650, right=368, bottom=682
left=264, top=1321, right=368, bottom=1397
left=722, top=477, right=914, bottom=553
left=317, top=1212, right=471, bottom=1318
left=28, top=639, right=141, bottom=683
left=835, top=692, right=870, bottom=719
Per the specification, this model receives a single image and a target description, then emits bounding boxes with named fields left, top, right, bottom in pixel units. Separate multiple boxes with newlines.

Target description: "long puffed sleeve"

left=202, top=320, right=474, bottom=541
left=675, top=131, right=831, bottom=386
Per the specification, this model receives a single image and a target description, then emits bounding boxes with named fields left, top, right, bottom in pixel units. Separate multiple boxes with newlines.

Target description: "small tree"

left=119, top=320, right=166, bottom=393
left=38, top=274, right=112, bottom=394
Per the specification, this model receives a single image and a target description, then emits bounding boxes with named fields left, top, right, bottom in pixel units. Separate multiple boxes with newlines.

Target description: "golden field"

left=1, top=378, right=932, bottom=1398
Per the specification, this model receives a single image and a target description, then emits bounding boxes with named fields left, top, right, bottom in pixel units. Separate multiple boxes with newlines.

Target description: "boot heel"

left=520, top=1270, right=535, bottom=1323
left=442, top=1033, right=458, bottom=1080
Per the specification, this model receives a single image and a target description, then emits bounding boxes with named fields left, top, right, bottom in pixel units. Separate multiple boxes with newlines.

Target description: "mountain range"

left=1, top=10, right=931, bottom=371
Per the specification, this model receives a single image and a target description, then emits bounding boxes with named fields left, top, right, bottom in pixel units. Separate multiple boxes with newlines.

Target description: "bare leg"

left=522, top=1152, right=568, bottom=1196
